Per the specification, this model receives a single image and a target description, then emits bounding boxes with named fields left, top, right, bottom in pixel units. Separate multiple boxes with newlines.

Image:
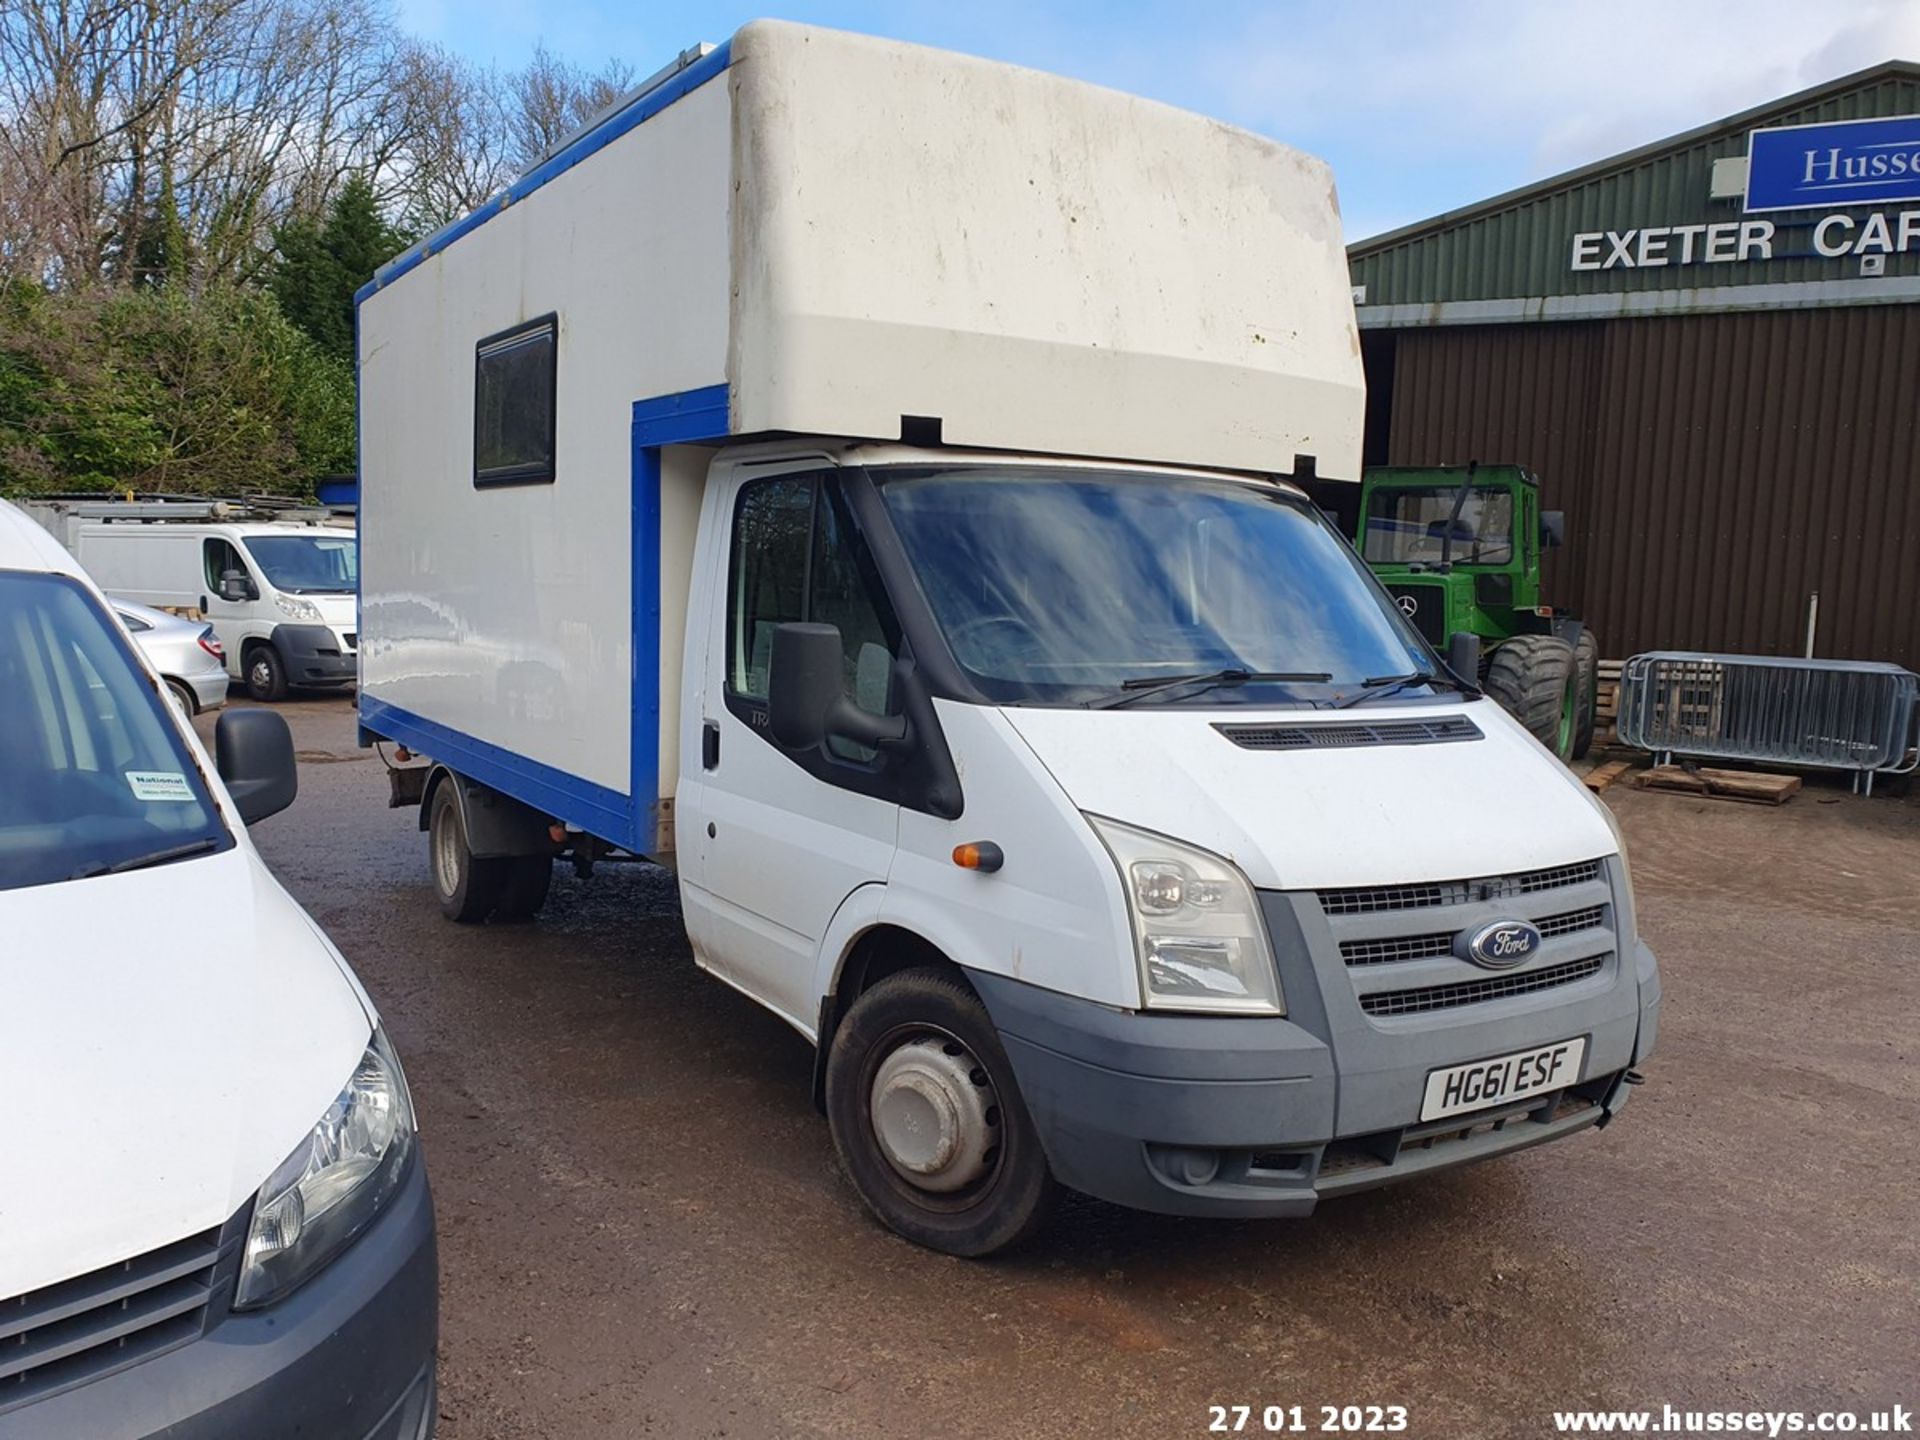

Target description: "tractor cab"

left=1356, top=464, right=1558, bottom=650
left=1355, top=464, right=1596, bottom=760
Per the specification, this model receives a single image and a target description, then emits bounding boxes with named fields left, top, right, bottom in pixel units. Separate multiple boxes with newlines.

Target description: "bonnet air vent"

left=1214, top=716, right=1484, bottom=751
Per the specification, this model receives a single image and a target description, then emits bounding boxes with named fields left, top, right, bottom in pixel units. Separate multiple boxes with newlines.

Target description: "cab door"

left=674, top=462, right=903, bottom=1033
left=199, top=536, right=260, bottom=679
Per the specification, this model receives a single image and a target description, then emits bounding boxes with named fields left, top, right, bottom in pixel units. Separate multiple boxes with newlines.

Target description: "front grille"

left=1537, top=905, right=1606, bottom=939
left=2, top=1225, right=225, bottom=1411
left=1319, top=859, right=1603, bottom=916
left=1216, top=717, right=1481, bottom=751
left=1340, top=903, right=1605, bottom=967
left=1358, top=955, right=1607, bottom=1017
left=1386, top=584, right=1447, bottom=644
left=1341, top=931, right=1454, bottom=966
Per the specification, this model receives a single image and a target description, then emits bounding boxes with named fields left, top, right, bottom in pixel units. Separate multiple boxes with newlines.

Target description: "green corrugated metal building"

left=1348, top=61, right=1920, bottom=667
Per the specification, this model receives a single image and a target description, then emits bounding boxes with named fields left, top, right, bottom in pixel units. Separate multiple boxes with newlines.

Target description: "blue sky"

left=396, top=0, right=1920, bottom=241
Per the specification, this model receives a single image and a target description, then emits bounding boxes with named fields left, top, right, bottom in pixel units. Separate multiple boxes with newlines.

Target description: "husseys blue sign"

left=1746, top=113, right=1920, bottom=212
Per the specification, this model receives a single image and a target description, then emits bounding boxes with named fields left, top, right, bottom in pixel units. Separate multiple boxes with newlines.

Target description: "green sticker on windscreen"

left=127, top=771, right=193, bottom=802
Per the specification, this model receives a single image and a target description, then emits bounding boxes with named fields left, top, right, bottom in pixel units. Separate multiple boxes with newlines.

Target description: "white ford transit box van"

left=60, top=512, right=358, bottom=701
left=356, top=22, right=1660, bottom=1256
left=0, top=500, right=436, bottom=1436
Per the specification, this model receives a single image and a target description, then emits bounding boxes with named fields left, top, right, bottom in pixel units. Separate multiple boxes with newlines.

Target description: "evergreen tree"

left=271, top=177, right=408, bottom=361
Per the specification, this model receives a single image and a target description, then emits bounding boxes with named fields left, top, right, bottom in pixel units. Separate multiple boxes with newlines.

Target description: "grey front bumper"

left=967, top=929, right=1658, bottom=1220
left=272, top=622, right=357, bottom=686
left=0, top=1157, right=438, bottom=1440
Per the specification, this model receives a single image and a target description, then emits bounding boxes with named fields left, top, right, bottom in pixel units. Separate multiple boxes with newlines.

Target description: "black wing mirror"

left=215, top=708, right=297, bottom=824
left=1539, top=510, right=1567, bottom=550
left=767, top=622, right=906, bottom=753
left=219, top=569, right=256, bottom=603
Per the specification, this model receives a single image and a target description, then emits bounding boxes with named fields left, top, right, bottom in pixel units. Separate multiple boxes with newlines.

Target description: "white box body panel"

left=357, top=78, right=732, bottom=797
left=727, top=22, right=1363, bottom=476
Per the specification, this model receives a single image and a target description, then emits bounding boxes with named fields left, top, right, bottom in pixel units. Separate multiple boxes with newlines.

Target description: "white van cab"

left=0, top=500, right=436, bottom=1438
left=69, top=514, right=358, bottom=701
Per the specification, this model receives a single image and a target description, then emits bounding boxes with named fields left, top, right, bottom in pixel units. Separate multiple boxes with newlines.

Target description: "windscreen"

left=877, top=467, right=1434, bottom=706
left=0, top=571, right=231, bottom=891
left=1363, top=486, right=1514, bottom=566
left=243, top=534, right=358, bottom=593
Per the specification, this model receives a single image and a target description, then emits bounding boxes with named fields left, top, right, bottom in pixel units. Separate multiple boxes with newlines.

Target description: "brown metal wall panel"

left=1383, top=306, right=1920, bottom=667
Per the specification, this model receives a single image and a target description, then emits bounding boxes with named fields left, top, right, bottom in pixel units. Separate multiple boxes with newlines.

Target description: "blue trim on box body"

left=357, top=386, right=731, bottom=851
left=630, top=386, right=732, bottom=847
left=355, top=41, right=733, bottom=307
left=633, top=382, right=731, bottom=445
left=360, top=695, right=632, bottom=845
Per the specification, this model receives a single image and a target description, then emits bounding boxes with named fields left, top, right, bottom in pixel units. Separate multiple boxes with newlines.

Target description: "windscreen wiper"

left=1092, top=668, right=1332, bottom=710
left=1330, top=670, right=1470, bottom=709
left=70, top=835, right=220, bottom=880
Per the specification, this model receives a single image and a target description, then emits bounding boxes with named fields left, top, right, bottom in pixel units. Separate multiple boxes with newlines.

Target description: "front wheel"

left=244, top=644, right=288, bottom=703
left=825, top=969, right=1056, bottom=1257
left=1571, top=628, right=1600, bottom=760
left=1484, top=634, right=1578, bottom=761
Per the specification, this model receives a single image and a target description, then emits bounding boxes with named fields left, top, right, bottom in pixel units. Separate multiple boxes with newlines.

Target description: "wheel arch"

left=809, top=897, right=975, bottom=1112
left=416, top=765, right=551, bottom=858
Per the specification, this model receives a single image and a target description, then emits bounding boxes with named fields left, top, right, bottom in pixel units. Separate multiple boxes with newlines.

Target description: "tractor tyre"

left=1572, top=628, right=1601, bottom=760
left=1485, top=634, right=1578, bottom=761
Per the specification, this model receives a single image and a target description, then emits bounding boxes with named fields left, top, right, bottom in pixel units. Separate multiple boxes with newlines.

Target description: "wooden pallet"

left=1582, top=759, right=1636, bottom=793
left=1596, top=658, right=1622, bottom=744
left=1635, top=765, right=1801, bottom=805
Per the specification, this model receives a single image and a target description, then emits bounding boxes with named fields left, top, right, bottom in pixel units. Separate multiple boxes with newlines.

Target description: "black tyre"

left=165, top=678, right=198, bottom=719
left=1571, top=628, right=1601, bottom=760
left=244, top=643, right=289, bottom=702
left=491, top=854, right=553, bottom=922
left=825, top=968, right=1056, bottom=1257
left=1485, top=634, right=1577, bottom=760
left=428, top=782, right=506, bottom=923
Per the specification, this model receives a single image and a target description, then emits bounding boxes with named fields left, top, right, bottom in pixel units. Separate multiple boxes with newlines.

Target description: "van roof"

left=76, top=520, right=353, bottom=539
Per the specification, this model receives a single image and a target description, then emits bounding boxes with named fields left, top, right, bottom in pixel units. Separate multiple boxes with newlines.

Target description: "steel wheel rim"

left=432, top=808, right=461, bottom=897
left=867, top=1025, right=1003, bottom=1200
left=250, top=658, right=271, bottom=690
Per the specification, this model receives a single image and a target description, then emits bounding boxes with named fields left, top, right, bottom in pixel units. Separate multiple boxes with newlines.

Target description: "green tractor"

left=1355, top=463, right=1598, bottom=761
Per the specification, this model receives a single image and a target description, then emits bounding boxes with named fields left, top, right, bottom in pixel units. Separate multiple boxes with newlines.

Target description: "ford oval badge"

left=1463, top=919, right=1542, bottom=970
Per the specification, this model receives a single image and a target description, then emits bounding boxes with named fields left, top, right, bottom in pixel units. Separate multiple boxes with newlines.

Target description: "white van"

left=70, top=517, right=358, bottom=701
left=357, top=22, right=1659, bottom=1257
left=0, top=501, right=436, bottom=1436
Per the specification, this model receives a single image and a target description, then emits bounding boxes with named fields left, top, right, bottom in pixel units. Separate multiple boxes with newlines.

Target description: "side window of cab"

left=725, top=472, right=900, bottom=760
left=203, top=538, right=252, bottom=597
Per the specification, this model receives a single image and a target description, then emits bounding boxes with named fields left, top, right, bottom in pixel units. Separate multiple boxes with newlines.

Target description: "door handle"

left=702, top=720, right=720, bottom=771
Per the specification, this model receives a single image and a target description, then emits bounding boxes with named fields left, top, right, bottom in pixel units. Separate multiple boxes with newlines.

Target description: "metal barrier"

left=1618, top=652, right=1920, bottom=795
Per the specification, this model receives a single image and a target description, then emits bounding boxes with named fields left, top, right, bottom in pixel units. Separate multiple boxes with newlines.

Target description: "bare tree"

left=507, top=42, right=632, bottom=172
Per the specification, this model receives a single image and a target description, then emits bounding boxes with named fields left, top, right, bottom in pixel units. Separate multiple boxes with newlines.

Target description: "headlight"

left=274, top=592, right=321, bottom=622
left=1088, top=816, right=1284, bottom=1015
left=235, top=1029, right=416, bottom=1309
left=1595, top=801, right=1640, bottom=946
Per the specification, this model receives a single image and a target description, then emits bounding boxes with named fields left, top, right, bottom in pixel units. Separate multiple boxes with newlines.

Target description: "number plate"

left=1419, top=1037, right=1586, bottom=1121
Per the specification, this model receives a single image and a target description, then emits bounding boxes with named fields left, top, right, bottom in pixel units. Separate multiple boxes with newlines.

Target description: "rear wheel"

left=825, top=969, right=1056, bottom=1257
left=244, top=643, right=288, bottom=702
left=165, top=678, right=197, bottom=720
left=1572, top=628, right=1600, bottom=760
left=428, top=782, right=506, bottom=923
left=1484, top=634, right=1578, bottom=760
left=491, top=855, right=553, bottom=922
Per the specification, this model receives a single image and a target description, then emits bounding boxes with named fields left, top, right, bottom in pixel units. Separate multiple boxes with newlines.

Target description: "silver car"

left=111, top=598, right=229, bottom=717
